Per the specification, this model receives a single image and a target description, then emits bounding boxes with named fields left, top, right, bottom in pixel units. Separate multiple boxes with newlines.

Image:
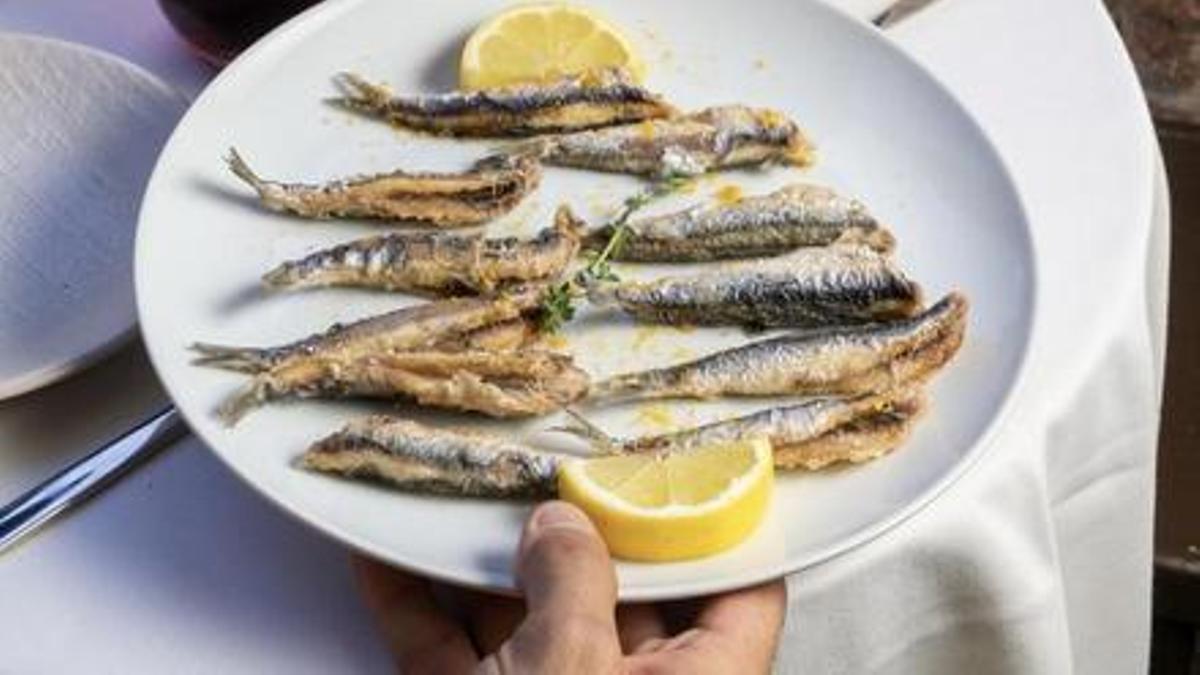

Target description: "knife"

left=0, top=406, right=187, bottom=553
left=872, top=0, right=942, bottom=28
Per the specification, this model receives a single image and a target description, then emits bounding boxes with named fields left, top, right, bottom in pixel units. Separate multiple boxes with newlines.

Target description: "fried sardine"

left=227, top=150, right=540, bottom=227
left=586, top=244, right=922, bottom=328
left=534, top=105, right=813, bottom=177
left=591, top=293, right=966, bottom=402
left=302, top=416, right=562, bottom=498
left=564, top=388, right=927, bottom=470
left=219, top=348, right=590, bottom=424
left=263, top=207, right=583, bottom=295
left=331, top=69, right=675, bottom=137
left=192, top=286, right=546, bottom=374
left=580, top=184, right=894, bottom=262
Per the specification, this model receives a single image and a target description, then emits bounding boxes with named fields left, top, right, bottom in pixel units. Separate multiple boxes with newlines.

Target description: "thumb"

left=516, top=501, right=617, bottom=622
left=483, top=501, right=621, bottom=674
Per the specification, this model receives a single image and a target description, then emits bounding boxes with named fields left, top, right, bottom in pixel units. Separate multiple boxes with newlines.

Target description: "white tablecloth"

left=0, top=0, right=1164, bottom=672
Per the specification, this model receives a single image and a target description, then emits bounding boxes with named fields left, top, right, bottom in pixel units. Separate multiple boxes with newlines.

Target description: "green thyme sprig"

left=538, top=175, right=691, bottom=333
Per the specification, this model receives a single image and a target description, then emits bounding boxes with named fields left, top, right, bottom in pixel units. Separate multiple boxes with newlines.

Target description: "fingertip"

left=526, top=500, right=597, bottom=537
left=516, top=501, right=601, bottom=564
left=516, top=501, right=616, bottom=621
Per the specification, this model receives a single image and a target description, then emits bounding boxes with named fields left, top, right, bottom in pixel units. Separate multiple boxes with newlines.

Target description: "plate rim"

left=134, top=0, right=1040, bottom=600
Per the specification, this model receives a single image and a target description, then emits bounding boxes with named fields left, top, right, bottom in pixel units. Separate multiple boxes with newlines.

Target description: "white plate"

left=136, top=0, right=1035, bottom=600
left=0, top=34, right=185, bottom=399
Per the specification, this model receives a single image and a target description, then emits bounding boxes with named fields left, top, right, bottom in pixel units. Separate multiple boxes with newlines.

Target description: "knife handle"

left=872, top=0, right=940, bottom=28
left=0, top=406, right=187, bottom=553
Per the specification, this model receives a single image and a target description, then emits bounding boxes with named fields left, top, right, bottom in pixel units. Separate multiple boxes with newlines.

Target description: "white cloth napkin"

left=774, top=0, right=1162, bottom=672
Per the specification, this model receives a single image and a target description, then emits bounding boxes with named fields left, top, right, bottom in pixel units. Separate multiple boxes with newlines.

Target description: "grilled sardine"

left=563, top=388, right=927, bottom=470
left=227, top=149, right=540, bottom=227
left=219, top=349, right=590, bottom=424
left=592, top=293, right=966, bottom=402
left=192, top=285, right=545, bottom=374
left=586, top=244, right=922, bottom=328
left=534, top=105, right=812, bottom=177
left=302, top=416, right=561, bottom=498
left=263, top=206, right=583, bottom=295
left=581, top=184, right=893, bottom=262
left=331, top=69, right=675, bottom=137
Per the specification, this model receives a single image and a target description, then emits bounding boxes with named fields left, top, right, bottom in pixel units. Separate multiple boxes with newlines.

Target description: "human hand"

left=354, top=500, right=786, bottom=674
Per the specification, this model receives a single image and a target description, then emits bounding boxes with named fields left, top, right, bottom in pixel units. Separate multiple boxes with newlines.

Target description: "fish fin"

left=217, top=377, right=270, bottom=426
left=190, top=342, right=271, bottom=373
left=552, top=204, right=588, bottom=241
left=588, top=373, right=641, bottom=401
left=548, top=408, right=619, bottom=450
left=500, top=139, right=552, bottom=161
left=834, top=226, right=896, bottom=254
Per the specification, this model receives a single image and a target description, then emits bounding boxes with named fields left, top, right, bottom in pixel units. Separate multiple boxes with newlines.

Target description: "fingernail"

left=531, top=501, right=590, bottom=532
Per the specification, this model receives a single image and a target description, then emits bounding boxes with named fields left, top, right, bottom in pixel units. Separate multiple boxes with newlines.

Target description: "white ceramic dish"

left=136, top=0, right=1035, bottom=600
left=0, top=34, right=185, bottom=399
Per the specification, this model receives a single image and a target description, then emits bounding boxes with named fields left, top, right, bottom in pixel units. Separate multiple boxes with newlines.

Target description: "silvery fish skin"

left=331, top=69, right=675, bottom=137
left=535, top=105, right=813, bottom=177
left=302, top=416, right=562, bottom=498
left=263, top=206, right=583, bottom=295
left=564, top=388, right=926, bottom=470
left=191, top=285, right=545, bottom=374
left=219, top=348, right=590, bottom=424
left=592, top=293, right=966, bottom=402
left=582, top=184, right=894, bottom=262
left=226, top=149, right=540, bottom=227
left=587, top=244, right=923, bottom=328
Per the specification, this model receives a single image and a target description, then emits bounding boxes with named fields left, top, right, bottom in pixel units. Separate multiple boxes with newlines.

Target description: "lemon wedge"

left=459, top=3, right=645, bottom=90
left=558, top=438, right=773, bottom=561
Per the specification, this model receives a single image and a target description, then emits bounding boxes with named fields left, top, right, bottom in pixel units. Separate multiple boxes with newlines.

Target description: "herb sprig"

left=538, top=175, right=690, bottom=333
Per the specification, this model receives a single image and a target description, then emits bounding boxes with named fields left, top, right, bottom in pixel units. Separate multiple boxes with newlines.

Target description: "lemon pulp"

left=558, top=438, right=773, bottom=561
left=459, top=3, right=645, bottom=90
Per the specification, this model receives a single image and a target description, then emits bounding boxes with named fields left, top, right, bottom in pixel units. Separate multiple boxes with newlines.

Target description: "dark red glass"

left=158, top=0, right=323, bottom=66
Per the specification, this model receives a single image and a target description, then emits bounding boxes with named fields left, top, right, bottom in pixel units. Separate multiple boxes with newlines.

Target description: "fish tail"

left=785, top=129, right=817, bottom=167
left=549, top=408, right=619, bottom=450
left=328, top=72, right=392, bottom=113
left=217, top=377, right=271, bottom=426
left=225, top=147, right=268, bottom=193
left=190, top=342, right=272, bottom=373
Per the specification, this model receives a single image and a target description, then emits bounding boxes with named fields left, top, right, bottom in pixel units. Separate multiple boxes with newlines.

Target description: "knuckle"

left=513, top=614, right=620, bottom=672
left=626, top=661, right=677, bottom=675
left=555, top=614, right=615, bottom=646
